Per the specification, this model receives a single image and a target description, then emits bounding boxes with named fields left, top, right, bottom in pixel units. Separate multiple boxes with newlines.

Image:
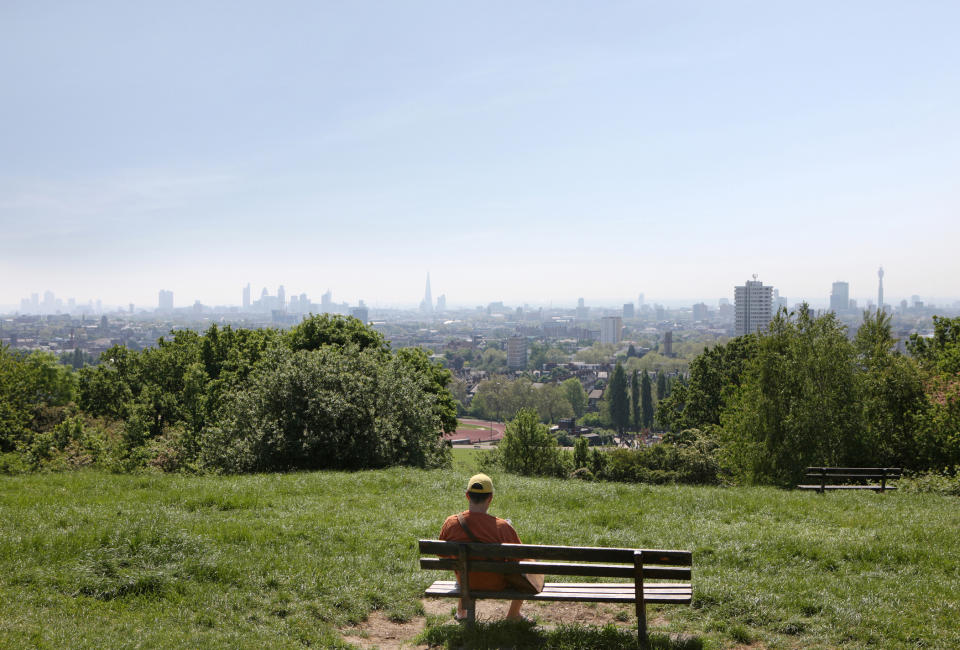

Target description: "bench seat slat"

left=418, top=540, right=691, bottom=565
left=424, top=580, right=692, bottom=604
left=420, top=557, right=690, bottom=580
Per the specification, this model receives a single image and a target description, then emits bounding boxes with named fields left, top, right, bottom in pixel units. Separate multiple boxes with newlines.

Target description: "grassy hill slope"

left=1, top=467, right=958, bottom=648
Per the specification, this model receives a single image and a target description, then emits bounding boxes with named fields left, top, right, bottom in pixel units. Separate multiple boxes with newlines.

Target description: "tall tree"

left=630, top=369, right=641, bottom=431
left=499, top=408, right=561, bottom=477
left=641, top=370, right=654, bottom=429
left=721, top=305, right=860, bottom=486
left=656, top=370, right=667, bottom=401
left=854, top=310, right=927, bottom=468
left=608, top=362, right=630, bottom=435
left=535, top=383, right=574, bottom=424
left=562, top=378, right=588, bottom=418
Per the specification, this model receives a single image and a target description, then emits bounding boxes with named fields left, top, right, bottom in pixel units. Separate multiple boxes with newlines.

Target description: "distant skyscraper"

left=420, top=273, right=433, bottom=314
left=830, top=282, right=849, bottom=313
left=576, top=298, right=588, bottom=321
left=158, top=289, right=174, bottom=312
left=663, top=330, right=674, bottom=357
left=692, top=303, right=709, bottom=320
left=637, top=293, right=645, bottom=308
left=622, top=303, right=635, bottom=319
left=734, top=277, right=773, bottom=336
left=507, top=335, right=527, bottom=370
left=436, top=294, right=446, bottom=310
left=351, top=301, right=369, bottom=323
left=277, top=285, right=286, bottom=310
left=321, top=290, right=332, bottom=312
left=773, top=289, right=787, bottom=311
left=242, top=283, right=251, bottom=310
left=877, top=266, right=885, bottom=312
left=600, top=316, right=622, bottom=345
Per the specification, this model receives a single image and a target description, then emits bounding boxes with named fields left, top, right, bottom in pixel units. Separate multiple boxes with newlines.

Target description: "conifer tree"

left=641, top=369, right=654, bottom=429
left=631, top=369, right=641, bottom=431
left=608, top=362, right=630, bottom=435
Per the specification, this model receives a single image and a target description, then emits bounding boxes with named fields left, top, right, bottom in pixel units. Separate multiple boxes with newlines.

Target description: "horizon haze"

left=3, top=2, right=958, bottom=310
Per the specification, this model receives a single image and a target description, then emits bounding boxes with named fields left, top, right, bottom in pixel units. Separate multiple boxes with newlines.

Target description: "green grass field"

left=1, top=463, right=958, bottom=648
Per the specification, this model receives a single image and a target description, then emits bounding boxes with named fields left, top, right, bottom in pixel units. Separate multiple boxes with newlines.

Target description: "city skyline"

left=3, top=3, right=959, bottom=310
left=7, top=268, right=959, bottom=315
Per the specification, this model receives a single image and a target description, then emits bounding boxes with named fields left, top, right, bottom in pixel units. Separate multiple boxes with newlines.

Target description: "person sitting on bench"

left=438, top=473, right=524, bottom=621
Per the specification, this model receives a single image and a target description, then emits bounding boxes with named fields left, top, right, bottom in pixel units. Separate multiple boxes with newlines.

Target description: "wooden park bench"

left=419, top=539, right=692, bottom=645
left=797, top=467, right=901, bottom=493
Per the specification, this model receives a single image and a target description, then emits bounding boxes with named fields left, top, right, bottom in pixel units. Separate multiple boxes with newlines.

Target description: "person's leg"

left=506, top=599, right=523, bottom=619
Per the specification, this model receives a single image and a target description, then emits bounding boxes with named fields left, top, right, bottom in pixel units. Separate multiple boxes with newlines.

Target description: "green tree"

left=659, top=335, right=756, bottom=431
left=562, top=378, right=587, bottom=417
left=478, top=347, right=508, bottom=372
left=574, top=343, right=616, bottom=364
left=905, top=314, right=960, bottom=470
left=470, top=376, right=512, bottom=421
left=200, top=346, right=449, bottom=472
left=656, top=370, right=667, bottom=401
left=1, top=348, right=76, bottom=453
left=655, top=380, right=687, bottom=431
left=907, top=315, right=960, bottom=375
left=641, top=370, right=654, bottom=429
left=396, top=347, right=458, bottom=434
left=528, top=342, right=569, bottom=369
left=535, top=383, right=574, bottom=424
left=721, top=306, right=860, bottom=486
left=285, top=313, right=388, bottom=354
left=854, top=310, right=928, bottom=468
left=573, top=436, right=589, bottom=469
left=498, top=407, right=562, bottom=477
left=630, top=370, right=641, bottom=431
left=607, top=362, right=630, bottom=435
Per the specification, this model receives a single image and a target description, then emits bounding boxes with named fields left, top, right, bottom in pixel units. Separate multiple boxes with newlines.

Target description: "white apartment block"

left=734, top=279, right=773, bottom=336
left=507, top=335, right=527, bottom=370
left=600, top=316, right=623, bottom=345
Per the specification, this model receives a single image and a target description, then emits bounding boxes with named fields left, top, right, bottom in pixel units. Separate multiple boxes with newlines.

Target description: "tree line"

left=1, top=315, right=455, bottom=474
left=487, top=308, right=960, bottom=487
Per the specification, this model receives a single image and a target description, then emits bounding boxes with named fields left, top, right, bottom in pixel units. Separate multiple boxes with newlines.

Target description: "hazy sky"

left=2, top=1, right=958, bottom=309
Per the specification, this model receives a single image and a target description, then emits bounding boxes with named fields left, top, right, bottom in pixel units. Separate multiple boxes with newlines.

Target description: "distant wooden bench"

left=797, top=467, right=901, bottom=492
left=419, top=539, right=692, bottom=645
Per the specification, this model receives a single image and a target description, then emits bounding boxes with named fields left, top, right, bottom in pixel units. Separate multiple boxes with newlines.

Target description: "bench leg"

left=634, top=551, right=648, bottom=648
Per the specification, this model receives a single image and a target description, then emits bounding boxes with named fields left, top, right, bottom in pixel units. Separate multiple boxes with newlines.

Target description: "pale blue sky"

left=2, top=1, right=958, bottom=309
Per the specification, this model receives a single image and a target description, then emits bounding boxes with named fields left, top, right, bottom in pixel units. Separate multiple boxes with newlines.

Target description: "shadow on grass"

left=416, top=619, right=703, bottom=650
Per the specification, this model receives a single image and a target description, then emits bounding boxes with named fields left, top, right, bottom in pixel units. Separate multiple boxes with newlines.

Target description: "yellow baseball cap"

left=466, top=473, right=493, bottom=494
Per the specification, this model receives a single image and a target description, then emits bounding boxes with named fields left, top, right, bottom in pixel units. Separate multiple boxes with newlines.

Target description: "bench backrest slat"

left=418, top=540, right=691, bottom=566
left=420, top=557, right=691, bottom=580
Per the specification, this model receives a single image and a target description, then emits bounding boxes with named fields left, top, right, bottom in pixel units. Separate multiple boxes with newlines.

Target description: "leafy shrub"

left=198, top=346, right=450, bottom=473
left=494, top=408, right=567, bottom=478
left=573, top=436, right=589, bottom=469
left=601, top=435, right=720, bottom=485
left=899, top=470, right=960, bottom=496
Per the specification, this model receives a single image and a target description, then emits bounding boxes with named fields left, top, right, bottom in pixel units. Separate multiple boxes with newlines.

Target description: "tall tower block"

left=420, top=272, right=433, bottom=314
left=877, top=266, right=884, bottom=312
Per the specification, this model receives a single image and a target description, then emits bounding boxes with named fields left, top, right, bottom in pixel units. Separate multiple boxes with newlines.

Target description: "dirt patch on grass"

left=339, top=610, right=430, bottom=649
left=338, top=599, right=643, bottom=648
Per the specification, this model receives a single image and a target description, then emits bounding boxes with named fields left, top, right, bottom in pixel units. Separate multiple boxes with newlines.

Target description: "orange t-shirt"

left=439, top=511, right=522, bottom=591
